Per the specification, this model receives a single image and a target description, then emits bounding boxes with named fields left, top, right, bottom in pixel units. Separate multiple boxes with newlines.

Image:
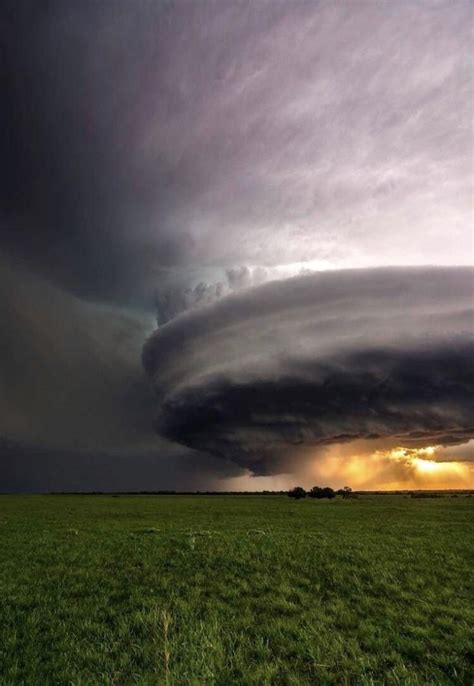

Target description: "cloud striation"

left=144, top=267, right=474, bottom=475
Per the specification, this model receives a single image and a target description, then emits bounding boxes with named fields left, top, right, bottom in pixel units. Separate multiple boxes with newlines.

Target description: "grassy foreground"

left=0, top=495, right=472, bottom=685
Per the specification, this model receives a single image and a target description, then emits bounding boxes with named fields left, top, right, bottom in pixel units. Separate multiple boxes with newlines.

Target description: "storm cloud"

left=144, top=268, right=474, bottom=474
left=2, top=0, right=472, bottom=307
left=1, top=1, right=472, bottom=490
left=0, top=254, right=226, bottom=492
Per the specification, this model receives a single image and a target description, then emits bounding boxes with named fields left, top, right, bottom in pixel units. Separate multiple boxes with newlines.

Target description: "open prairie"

left=0, top=495, right=472, bottom=685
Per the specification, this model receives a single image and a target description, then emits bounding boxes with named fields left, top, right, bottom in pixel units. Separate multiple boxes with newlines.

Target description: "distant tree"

left=309, top=486, right=323, bottom=498
left=309, top=486, right=336, bottom=499
left=337, top=486, right=353, bottom=499
left=288, top=486, right=307, bottom=499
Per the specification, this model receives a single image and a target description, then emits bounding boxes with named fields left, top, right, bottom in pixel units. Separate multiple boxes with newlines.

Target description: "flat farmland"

left=0, top=495, right=472, bottom=685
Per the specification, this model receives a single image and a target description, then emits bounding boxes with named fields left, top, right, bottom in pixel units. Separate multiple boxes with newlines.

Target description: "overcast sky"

left=1, top=0, right=473, bottom=491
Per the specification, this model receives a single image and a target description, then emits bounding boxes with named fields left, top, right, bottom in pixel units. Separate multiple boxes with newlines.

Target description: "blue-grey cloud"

left=144, top=267, right=474, bottom=474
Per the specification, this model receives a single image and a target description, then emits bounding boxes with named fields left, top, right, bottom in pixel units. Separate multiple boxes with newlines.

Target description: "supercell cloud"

left=1, top=1, right=473, bottom=489
left=144, top=268, right=474, bottom=475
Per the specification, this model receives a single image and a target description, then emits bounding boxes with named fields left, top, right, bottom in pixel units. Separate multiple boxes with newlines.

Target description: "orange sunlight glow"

left=307, top=442, right=473, bottom=491
left=389, top=447, right=470, bottom=482
left=224, top=442, right=473, bottom=493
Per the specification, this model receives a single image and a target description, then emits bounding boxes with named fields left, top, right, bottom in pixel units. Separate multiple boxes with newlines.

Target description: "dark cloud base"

left=144, top=267, right=474, bottom=475
left=0, top=438, right=230, bottom=493
left=155, top=344, right=474, bottom=474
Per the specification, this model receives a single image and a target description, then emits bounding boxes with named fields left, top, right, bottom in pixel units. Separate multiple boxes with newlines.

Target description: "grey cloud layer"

left=137, top=0, right=472, bottom=272
left=0, top=254, right=223, bottom=491
left=0, top=245, right=258, bottom=489
left=3, top=1, right=471, bottom=306
left=0, top=254, right=153, bottom=452
left=144, top=268, right=474, bottom=474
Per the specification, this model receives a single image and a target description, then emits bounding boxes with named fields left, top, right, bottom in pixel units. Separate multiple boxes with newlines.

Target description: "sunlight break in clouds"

left=220, top=444, right=473, bottom=494
left=344, top=446, right=472, bottom=490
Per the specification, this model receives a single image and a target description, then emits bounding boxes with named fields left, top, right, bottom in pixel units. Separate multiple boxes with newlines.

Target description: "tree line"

left=288, top=485, right=355, bottom=499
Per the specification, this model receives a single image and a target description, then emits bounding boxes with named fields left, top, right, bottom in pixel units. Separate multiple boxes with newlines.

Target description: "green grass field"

left=0, top=495, right=472, bottom=685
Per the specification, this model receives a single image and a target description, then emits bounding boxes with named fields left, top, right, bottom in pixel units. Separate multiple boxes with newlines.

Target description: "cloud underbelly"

left=143, top=267, right=474, bottom=475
